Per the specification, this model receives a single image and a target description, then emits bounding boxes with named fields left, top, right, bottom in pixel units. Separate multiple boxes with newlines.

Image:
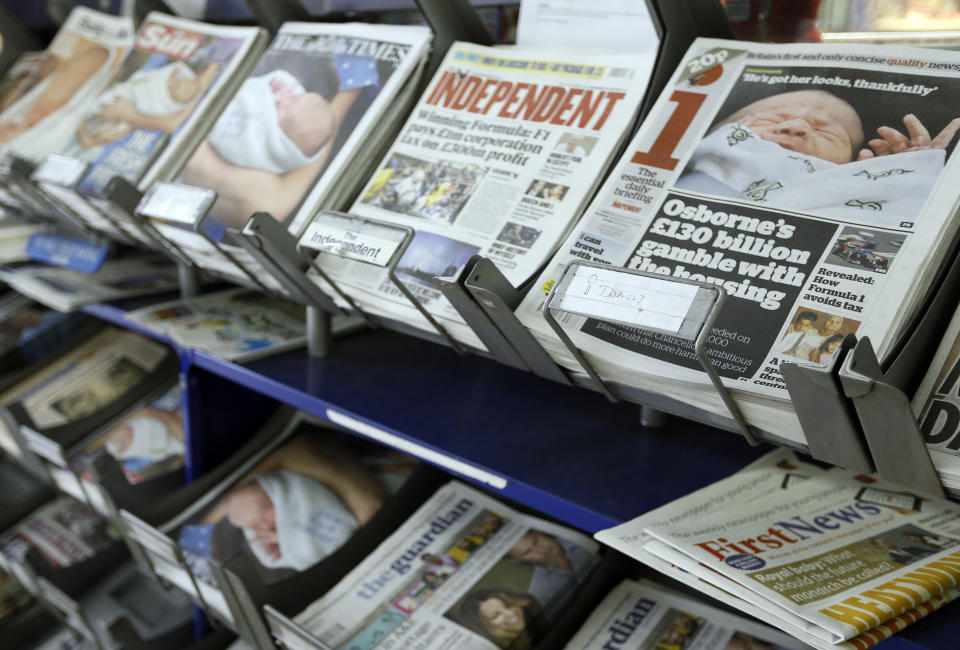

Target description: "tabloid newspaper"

left=910, top=306, right=960, bottom=490
left=151, top=22, right=432, bottom=293
left=563, top=578, right=805, bottom=650
left=280, top=481, right=599, bottom=650
left=0, top=7, right=133, bottom=163
left=596, top=450, right=960, bottom=650
left=515, top=38, right=960, bottom=444
left=0, top=567, right=32, bottom=624
left=0, top=327, right=168, bottom=457
left=126, top=288, right=308, bottom=361
left=50, top=12, right=266, bottom=198
left=305, top=42, right=655, bottom=349
left=0, top=256, right=179, bottom=311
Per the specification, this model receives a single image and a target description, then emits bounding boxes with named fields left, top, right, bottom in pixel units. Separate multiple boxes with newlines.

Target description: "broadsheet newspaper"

left=516, top=38, right=960, bottom=443
left=0, top=7, right=133, bottom=163
left=284, top=481, right=599, bottom=650
left=152, top=22, right=432, bottom=290
left=0, top=497, right=116, bottom=569
left=56, top=12, right=264, bottom=197
left=127, top=288, right=307, bottom=361
left=597, top=450, right=960, bottom=650
left=563, top=578, right=805, bottom=650
left=910, top=304, right=960, bottom=490
left=307, top=42, right=654, bottom=349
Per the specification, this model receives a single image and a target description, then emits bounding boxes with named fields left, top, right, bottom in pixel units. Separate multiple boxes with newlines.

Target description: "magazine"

left=0, top=326, right=168, bottom=457
left=303, top=42, right=655, bottom=349
left=0, top=7, right=133, bottom=163
left=564, top=578, right=806, bottom=650
left=514, top=37, right=960, bottom=444
left=0, top=255, right=179, bottom=311
left=51, top=12, right=267, bottom=199
left=0, top=497, right=117, bottom=570
left=0, top=292, right=63, bottom=356
left=148, top=21, right=432, bottom=292
left=284, top=480, right=599, bottom=650
left=70, top=383, right=184, bottom=486
left=126, top=288, right=308, bottom=361
left=597, top=450, right=960, bottom=649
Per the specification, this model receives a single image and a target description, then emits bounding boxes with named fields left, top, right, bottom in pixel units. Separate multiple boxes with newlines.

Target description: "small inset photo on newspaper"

left=524, top=179, right=569, bottom=204
left=775, top=307, right=859, bottom=364
left=552, top=133, right=599, bottom=158
left=495, top=222, right=542, bottom=250
left=395, top=230, right=480, bottom=288
left=826, top=226, right=900, bottom=273
left=674, top=65, right=960, bottom=228
left=360, top=153, right=487, bottom=225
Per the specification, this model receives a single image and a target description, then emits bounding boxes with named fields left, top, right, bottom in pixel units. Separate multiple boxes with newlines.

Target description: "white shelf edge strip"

left=326, top=409, right=508, bottom=490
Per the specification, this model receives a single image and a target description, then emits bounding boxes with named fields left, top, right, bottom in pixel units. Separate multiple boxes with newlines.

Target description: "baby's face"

left=224, top=481, right=276, bottom=534
left=724, top=90, right=863, bottom=164
left=275, top=92, right=334, bottom=157
left=107, top=424, right=134, bottom=452
left=167, top=68, right=200, bottom=104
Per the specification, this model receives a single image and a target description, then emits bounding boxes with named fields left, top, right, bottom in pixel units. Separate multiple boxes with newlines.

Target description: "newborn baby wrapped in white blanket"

left=243, top=468, right=358, bottom=571
left=93, top=60, right=196, bottom=129
left=105, top=415, right=185, bottom=461
left=676, top=123, right=944, bottom=228
left=206, top=69, right=330, bottom=174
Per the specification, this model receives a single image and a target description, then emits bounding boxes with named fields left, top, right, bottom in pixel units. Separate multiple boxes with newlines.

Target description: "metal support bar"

left=640, top=406, right=669, bottom=428
left=781, top=334, right=874, bottom=473
left=386, top=266, right=467, bottom=356
left=264, top=605, right=336, bottom=650
left=306, top=306, right=331, bottom=359
left=839, top=337, right=944, bottom=497
left=178, top=264, right=201, bottom=299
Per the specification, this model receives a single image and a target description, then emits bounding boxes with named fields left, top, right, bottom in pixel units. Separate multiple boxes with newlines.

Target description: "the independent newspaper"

left=515, top=37, right=960, bottom=443
left=305, top=42, right=655, bottom=349
left=282, top=481, right=599, bottom=650
left=611, top=458, right=960, bottom=649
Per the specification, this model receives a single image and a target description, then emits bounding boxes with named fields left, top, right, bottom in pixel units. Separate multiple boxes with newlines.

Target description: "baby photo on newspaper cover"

left=676, top=65, right=960, bottom=229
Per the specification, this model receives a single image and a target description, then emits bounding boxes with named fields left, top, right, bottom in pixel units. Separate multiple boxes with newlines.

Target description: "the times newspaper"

left=307, top=42, right=654, bottom=349
left=598, top=450, right=960, bottom=650
left=563, top=578, right=805, bottom=650
left=0, top=7, right=133, bottom=163
left=127, top=288, right=307, bottom=361
left=150, top=21, right=432, bottom=292
left=282, top=481, right=599, bottom=650
left=58, top=13, right=263, bottom=197
left=515, top=38, right=960, bottom=443
left=912, top=305, right=960, bottom=489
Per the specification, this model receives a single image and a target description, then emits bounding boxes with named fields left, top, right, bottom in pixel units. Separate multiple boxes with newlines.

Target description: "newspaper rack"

left=264, top=605, right=335, bottom=650
left=35, top=575, right=103, bottom=650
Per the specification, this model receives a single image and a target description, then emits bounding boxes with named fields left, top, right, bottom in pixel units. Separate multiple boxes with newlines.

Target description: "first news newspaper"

left=598, top=449, right=960, bottom=650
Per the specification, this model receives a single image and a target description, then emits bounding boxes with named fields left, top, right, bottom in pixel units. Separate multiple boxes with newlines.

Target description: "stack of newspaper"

left=36, top=12, right=268, bottom=239
left=564, top=578, right=806, bottom=650
left=275, top=481, right=599, bottom=650
left=127, top=288, right=310, bottom=361
left=305, top=41, right=656, bottom=349
left=597, top=449, right=960, bottom=649
left=0, top=7, right=133, bottom=165
left=148, top=21, right=433, bottom=293
left=911, top=305, right=960, bottom=490
left=513, top=37, right=960, bottom=444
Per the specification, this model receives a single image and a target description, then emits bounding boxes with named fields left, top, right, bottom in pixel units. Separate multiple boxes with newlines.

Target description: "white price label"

left=32, top=154, right=87, bottom=188
left=300, top=213, right=407, bottom=267
left=137, top=182, right=216, bottom=226
left=553, top=265, right=701, bottom=335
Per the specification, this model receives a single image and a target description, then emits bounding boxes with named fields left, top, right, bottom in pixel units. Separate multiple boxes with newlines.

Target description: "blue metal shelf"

left=189, top=328, right=771, bottom=533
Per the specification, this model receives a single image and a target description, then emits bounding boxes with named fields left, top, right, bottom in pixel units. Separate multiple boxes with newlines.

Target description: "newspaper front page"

left=288, top=481, right=599, bottom=650
left=638, top=468, right=960, bottom=648
left=308, top=42, right=655, bottom=348
left=0, top=7, right=133, bottom=163
left=563, top=578, right=806, bottom=650
left=516, top=38, right=960, bottom=441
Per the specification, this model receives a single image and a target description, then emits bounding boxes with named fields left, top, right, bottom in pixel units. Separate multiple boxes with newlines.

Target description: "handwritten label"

left=552, top=265, right=700, bottom=335
left=25, top=233, right=108, bottom=273
left=32, top=154, right=88, bottom=188
left=137, top=182, right=216, bottom=226
left=299, top=212, right=407, bottom=268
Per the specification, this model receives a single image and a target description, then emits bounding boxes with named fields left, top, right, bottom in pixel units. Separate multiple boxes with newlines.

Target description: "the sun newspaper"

left=516, top=38, right=960, bottom=443
left=599, top=450, right=960, bottom=649
left=282, top=481, right=599, bottom=650
left=306, top=42, right=655, bottom=349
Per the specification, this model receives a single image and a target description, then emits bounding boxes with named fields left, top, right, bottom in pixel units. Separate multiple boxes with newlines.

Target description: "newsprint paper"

left=597, top=450, right=960, bottom=650
left=283, top=481, right=599, bottom=650
left=308, top=42, right=655, bottom=349
left=516, top=38, right=960, bottom=443
left=563, top=578, right=805, bottom=650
